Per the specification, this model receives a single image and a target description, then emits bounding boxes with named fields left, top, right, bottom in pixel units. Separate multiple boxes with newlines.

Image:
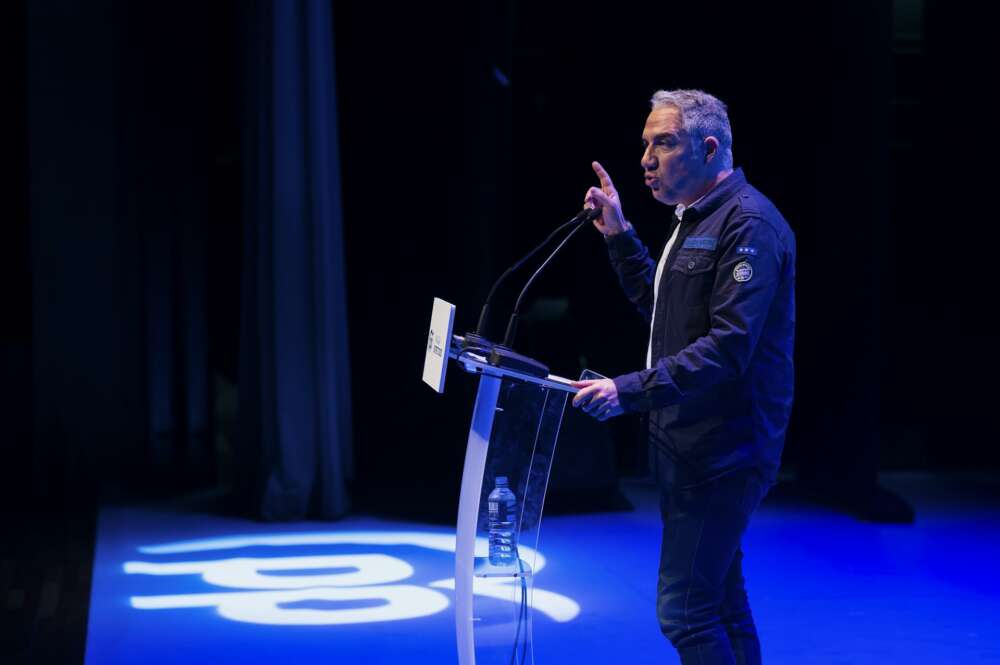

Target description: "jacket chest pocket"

left=668, top=251, right=717, bottom=306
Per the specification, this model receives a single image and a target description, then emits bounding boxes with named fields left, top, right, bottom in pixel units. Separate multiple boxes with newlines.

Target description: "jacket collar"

left=679, top=167, right=746, bottom=223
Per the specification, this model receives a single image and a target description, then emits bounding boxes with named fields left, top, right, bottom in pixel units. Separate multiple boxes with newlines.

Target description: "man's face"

left=640, top=106, right=711, bottom=207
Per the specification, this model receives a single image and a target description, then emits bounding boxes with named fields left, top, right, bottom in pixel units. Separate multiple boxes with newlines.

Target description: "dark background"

left=2, top=0, right=998, bottom=523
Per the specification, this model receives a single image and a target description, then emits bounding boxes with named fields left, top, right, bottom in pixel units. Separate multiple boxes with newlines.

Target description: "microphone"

left=574, top=206, right=604, bottom=225
left=464, top=207, right=602, bottom=357
left=485, top=207, right=600, bottom=376
left=571, top=206, right=604, bottom=223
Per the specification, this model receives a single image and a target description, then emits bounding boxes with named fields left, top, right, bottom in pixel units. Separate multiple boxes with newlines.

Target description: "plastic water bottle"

left=488, top=476, right=518, bottom=567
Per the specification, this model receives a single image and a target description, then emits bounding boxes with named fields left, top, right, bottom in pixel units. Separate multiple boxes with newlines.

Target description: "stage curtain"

left=237, top=0, right=354, bottom=520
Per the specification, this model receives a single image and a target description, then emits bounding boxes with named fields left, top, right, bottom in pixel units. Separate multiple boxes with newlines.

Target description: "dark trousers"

left=656, top=466, right=769, bottom=665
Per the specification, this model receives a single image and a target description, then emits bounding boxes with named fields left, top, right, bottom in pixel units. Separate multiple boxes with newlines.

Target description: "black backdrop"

left=3, top=0, right=998, bottom=521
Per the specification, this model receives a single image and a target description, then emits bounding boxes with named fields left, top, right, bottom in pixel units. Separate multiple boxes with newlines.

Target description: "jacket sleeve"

left=613, top=214, right=786, bottom=412
left=606, top=227, right=657, bottom=323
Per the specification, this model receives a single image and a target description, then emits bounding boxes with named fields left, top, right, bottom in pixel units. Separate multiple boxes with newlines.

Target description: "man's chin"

left=651, top=191, right=677, bottom=206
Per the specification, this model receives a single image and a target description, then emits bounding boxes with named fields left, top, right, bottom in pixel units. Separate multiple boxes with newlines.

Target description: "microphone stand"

left=463, top=210, right=594, bottom=358
left=487, top=218, right=590, bottom=376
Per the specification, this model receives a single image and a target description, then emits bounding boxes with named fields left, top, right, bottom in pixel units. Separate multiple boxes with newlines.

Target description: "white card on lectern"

left=422, top=297, right=455, bottom=393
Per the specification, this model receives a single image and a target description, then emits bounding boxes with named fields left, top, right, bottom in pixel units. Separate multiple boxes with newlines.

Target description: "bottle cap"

left=495, top=476, right=508, bottom=486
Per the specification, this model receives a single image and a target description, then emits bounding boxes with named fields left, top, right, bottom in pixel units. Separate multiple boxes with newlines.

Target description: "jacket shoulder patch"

left=733, top=261, right=753, bottom=282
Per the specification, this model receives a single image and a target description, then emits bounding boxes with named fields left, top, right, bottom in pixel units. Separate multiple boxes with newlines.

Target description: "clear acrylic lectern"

left=446, top=337, right=577, bottom=665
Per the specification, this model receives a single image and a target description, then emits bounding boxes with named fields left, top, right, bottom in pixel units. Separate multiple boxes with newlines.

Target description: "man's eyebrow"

left=642, top=132, right=678, bottom=144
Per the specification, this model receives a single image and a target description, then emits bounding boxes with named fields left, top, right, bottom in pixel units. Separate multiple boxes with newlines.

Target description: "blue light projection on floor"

left=122, top=531, right=577, bottom=626
left=85, top=474, right=1000, bottom=664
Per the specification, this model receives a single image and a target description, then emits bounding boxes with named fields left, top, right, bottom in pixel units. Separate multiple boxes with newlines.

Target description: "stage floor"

left=84, top=473, right=1000, bottom=664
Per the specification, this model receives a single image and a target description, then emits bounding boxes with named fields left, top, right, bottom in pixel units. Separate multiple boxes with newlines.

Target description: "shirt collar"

left=674, top=167, right=746, bottom=223
left=674, top=195, right=705, bottom=222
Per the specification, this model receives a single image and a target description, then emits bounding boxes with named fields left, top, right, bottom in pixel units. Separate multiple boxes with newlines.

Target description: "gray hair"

left=650, top=89, right=734, bottom=169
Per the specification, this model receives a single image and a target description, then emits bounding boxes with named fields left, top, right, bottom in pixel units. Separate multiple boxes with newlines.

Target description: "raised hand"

left=583, top=161, right=629, bottom=237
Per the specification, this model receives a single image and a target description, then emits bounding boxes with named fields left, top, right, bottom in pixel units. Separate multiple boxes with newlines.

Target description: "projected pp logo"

left=124, top=531, right=579, bottom=626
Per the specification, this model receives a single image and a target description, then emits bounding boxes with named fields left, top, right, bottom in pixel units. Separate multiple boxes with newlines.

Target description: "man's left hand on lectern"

left=571, top=378, right=624, bottom=421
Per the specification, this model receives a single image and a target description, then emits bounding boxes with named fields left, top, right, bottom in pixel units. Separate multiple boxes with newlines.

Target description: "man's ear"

left=703, top=136, right=720, bottom=164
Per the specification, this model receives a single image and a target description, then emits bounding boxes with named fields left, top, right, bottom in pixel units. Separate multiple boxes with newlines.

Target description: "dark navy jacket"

left=607, top=168, right=795, bottom=486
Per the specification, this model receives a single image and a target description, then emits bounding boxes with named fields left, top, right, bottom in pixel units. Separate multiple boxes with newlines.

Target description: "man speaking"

left=572, top=89, right=796, bottom=665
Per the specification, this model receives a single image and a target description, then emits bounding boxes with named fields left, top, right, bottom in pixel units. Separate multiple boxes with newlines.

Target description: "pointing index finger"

left=592, top=161, right=616, bottom=192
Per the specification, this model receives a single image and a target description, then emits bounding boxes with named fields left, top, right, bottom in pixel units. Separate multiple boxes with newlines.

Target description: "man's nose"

left=641, top=148, right=656, bottom=170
